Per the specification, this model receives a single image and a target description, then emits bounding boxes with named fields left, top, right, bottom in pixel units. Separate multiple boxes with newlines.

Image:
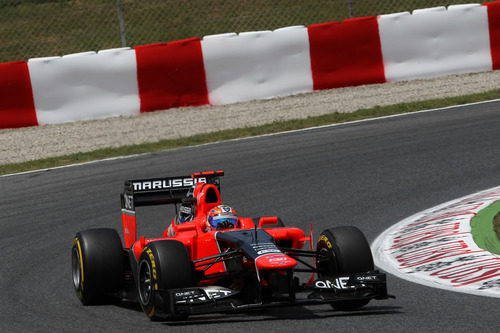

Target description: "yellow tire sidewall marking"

left=73, top=237, right=85, bottom=299
left=319, top=234, right=333, bottom=249
left=145, top=247, right=159, bottom=317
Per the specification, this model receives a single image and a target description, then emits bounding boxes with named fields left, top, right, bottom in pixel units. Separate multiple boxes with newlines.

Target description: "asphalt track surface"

left=1, top=103, right=499, bottom=332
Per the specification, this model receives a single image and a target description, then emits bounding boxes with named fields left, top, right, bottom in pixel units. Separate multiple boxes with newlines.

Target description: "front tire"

left=72, top=228, right=124, bottom=305
left=137, top=240, right=193, bottom=320
left=316, top=226, right=374, bottom=310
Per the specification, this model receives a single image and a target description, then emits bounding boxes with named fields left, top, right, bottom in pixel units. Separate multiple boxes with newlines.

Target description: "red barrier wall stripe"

left=308, top=16, right=386, bottom=90
left=0, top=61, right=37, bottom=129
left=135, top=38, right=209, bottom=112
left=484, top=1, right=500, bottom=70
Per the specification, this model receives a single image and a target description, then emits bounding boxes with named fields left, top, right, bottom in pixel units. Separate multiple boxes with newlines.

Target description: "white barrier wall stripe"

left=201, top=25, right=313, bottom=105
left=28, top=47, right=140, bottom=125
left=378, top=4, right=492, bottom=82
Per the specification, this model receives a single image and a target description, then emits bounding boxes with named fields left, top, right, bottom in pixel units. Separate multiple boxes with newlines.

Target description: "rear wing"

left=120, top=170, right=224, bottom=210
left=120, top=170, right=224, bottom=248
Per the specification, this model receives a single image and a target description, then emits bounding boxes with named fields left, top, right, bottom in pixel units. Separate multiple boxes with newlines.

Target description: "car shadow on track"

left=111, top=297, right=402, bottom=325
left=161, top=305, right=403, bottom=327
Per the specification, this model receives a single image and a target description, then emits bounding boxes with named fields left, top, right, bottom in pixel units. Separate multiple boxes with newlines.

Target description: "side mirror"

left=258, top=216, right=279, bottom=228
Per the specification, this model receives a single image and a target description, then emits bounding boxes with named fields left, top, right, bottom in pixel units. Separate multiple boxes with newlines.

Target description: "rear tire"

left=137, top=240, right=193, bottom=321
left=316, top=226, right=374, bottom=310
left=72, top=228, right=124, bottom=305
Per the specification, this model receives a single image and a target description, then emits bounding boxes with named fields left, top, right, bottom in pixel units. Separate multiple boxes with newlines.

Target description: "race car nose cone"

left=255, top=254, right=297, bottom=270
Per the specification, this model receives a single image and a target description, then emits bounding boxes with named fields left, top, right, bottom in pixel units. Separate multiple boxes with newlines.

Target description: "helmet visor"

left=211, top=216, right=237, bottom=228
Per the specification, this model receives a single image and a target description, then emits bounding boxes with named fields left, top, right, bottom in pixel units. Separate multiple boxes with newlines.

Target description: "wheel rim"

left=138, top=260, right=153, bottom=305
left=316, top=241, right=338, bottom=278
left=316, top=247, right=329, bottom=278
left=71, top=247, right=81, bottom=290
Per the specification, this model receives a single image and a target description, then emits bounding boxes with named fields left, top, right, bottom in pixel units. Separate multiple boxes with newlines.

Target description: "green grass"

left=494, top=211, right=500, bottom=240
left=2, top=87, right=500, bottom=176
left=471, top=201, right=500, bottom=254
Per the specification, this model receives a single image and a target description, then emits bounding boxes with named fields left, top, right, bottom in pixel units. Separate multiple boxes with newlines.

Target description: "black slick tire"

left=72, top=228, right=124, bottom=305
left=137, top=240, right=193, bottom=321
left=316, top=226, right=374, bottom=310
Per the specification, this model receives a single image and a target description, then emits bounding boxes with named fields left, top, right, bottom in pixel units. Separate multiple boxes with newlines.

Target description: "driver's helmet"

left=207, top=205, right=237, bottom=230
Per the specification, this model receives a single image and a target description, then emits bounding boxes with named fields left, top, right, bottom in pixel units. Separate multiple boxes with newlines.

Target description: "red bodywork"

left=121, top=171, right=310, bottom=284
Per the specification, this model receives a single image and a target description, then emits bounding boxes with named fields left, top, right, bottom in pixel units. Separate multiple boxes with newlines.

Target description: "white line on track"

left=2, top=98, right=499, bottom=178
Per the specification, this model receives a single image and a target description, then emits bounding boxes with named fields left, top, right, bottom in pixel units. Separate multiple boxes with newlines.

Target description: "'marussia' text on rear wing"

left=120, top=171, right=224, bottom=248
left=121, top=170, right=224, bottom=210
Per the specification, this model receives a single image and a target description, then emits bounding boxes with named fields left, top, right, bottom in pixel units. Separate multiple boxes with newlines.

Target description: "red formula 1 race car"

left=72, top=171, right=391, bottom=320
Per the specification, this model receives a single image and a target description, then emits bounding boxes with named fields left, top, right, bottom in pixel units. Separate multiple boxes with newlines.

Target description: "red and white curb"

left=372, top=186, right=500, bottom=298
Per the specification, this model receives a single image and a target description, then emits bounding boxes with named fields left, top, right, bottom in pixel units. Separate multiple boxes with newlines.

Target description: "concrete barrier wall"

left=135, top=38, right=208, bottom=112
left=1, top=1, right=500, bottom=129
left=0, top=61, right=37, bottom=129
left=378, top=4, right=492, bottom=81
left=202, top=26, right=313, bottom=105
left=28, top=48, right=140, bottom=124
left=308, top=16, right=385, bottom=90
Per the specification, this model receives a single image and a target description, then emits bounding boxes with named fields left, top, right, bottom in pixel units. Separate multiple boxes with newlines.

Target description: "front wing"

left=153, top=271, right=390, bottom=317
